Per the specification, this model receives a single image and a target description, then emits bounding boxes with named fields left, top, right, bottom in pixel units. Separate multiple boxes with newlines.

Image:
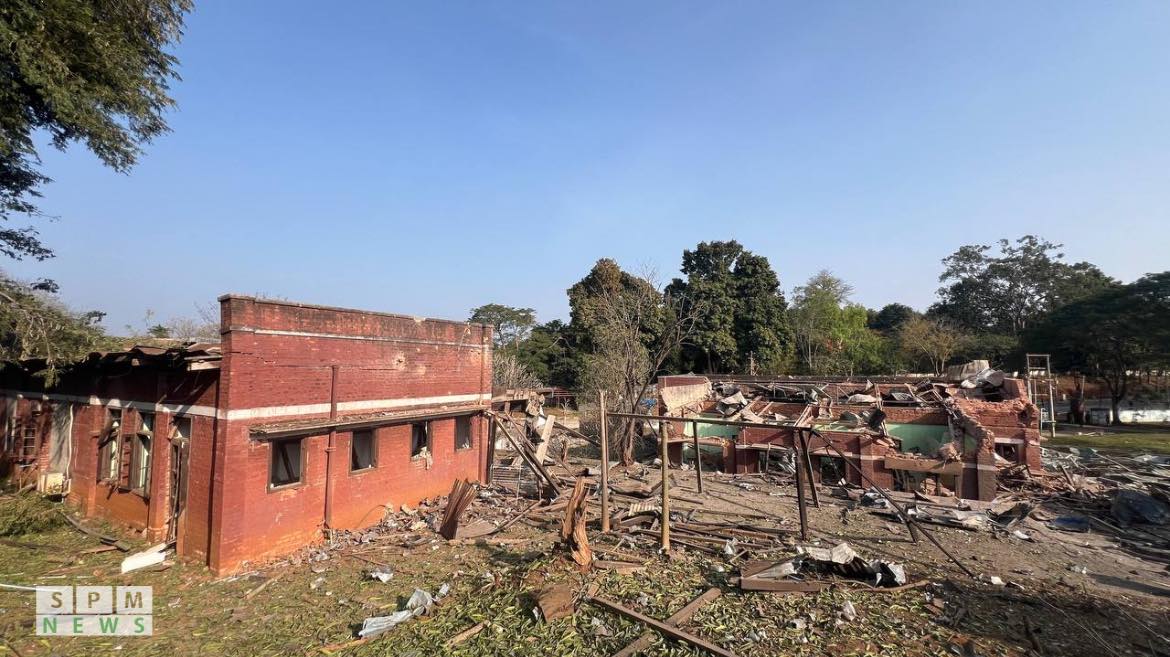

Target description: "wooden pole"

left=799, top=430, right=820, bottom=508
left=794, top=433, right=809, bottom=541
left=691, top=419, right=703, bottom=494
left=599, top=390, right=611, bottom=533
left=660, top=414, right=671, bottom=552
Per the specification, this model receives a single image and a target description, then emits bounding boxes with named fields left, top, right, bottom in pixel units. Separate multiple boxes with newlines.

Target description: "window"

left=455, top=417, right=472, bottom=450
left=129, top=414, right=154, bottom=494
left=269, top=438, right=303, bottom=488
left=172, top=416, right=191, bottom=442
left=98, top=409, right=122, bottom=482
left=410, top=422, right=430, bottom=458
left=351, top=430, right=375, bottom=471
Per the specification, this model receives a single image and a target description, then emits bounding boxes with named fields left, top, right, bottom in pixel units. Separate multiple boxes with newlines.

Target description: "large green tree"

left=931, top=236, right=1116, bottom=337
left=1028, top=272, right=1170, bottom=424
left=469, top=303, right=537, bottom=349
left=868, top=303, right=919, bottom=335
left=1, top=0, right=191, bottom=259
left=666, top=240, right=793, bottom=373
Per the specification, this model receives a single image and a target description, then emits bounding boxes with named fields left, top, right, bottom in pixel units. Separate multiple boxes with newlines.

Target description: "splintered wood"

left=561, top=477, right=593, bottom=568
left=439, top=478, right=478, bottom=540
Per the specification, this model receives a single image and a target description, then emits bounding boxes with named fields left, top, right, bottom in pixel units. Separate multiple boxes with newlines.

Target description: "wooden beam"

left=612, top=588, right=721, bottom=657
left=589, top=596, right=740, bottom=657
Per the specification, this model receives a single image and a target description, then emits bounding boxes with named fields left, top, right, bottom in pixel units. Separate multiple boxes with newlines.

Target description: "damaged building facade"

left=657, top=372, right=1041, bottom=501
left=1, top=296, right=493, bottom=574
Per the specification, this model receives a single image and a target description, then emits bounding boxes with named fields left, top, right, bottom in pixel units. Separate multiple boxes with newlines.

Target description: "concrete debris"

left=368, top=569, right=394, bottom=583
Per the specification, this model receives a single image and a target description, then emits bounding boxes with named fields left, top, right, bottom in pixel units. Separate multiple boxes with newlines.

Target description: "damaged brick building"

left=1, top=296, right=493, bottom=574
left=656, top=373, right=1041, bottom=501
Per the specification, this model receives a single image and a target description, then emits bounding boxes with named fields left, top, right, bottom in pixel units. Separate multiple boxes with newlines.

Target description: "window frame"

left=98, top=409, right=122, bottom=483
left=454, top=416, right=472, bottom=451
left=350, top=429, right=376, bottom=473
left=268, top=437, right=306, bottom=490
left=410, top=422, right=430, bottom=459
left=129, top=413, right=154, bottom=496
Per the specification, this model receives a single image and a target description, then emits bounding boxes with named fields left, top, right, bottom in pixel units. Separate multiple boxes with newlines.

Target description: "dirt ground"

left=3, top=460, right=1170, bottom=657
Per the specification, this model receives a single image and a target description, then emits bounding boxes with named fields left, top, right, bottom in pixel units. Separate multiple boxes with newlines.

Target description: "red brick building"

left=656, top=374, right=1041, bottom=501
left=1, top=296, right=493, bottom=574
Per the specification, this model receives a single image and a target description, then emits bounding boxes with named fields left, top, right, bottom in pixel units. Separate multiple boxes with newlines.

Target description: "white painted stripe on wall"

left=0, top=389, right=220, bottom=418
left=1, top=389, right=490, bottom=423
left=237, top=326, right=489, bottom=350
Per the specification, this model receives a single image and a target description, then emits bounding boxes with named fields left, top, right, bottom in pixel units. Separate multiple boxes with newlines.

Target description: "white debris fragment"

left=368, top=570, right=394, bottom=583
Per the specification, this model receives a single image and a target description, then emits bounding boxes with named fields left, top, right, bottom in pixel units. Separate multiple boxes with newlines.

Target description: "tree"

left=0, top=273, right=115, bottom=380
left=492, top=351, right=543, bottom=390
left=1028, top=272, right=1170, bottom=425
left=869, top=303, right=919, bottom=335
left=666, top=241, right=793, bottom=373
left=469, top=304, right=536, bottom=349
left=897, top=316, right=967, bottom=375
left=790, top=270, right=853, bottom=373
left=569, top=260, right=701, bottom=464
left=932, top=236, right=1116, bottom=337
left=513, top=320, right=576, bottom=389
left=1, top=0, right=192, bottom=260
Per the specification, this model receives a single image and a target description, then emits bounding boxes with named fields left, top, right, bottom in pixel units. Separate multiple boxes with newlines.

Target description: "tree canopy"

left=0, top=0, right=191, bottom=260
left=666, top=240, right=793, bottom=373
left=1028, top=271, right=1170, bottom=423
left=469, top=303, right=537, bottom=349
left=931, top=235, right=1116, bottom=337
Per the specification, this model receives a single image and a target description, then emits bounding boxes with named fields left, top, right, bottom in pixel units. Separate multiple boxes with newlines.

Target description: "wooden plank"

left=490, top=414, right=561, bottom=496
left=589, top=596, right=740, bottom=657
left=613, top=588, right=721, bottom=657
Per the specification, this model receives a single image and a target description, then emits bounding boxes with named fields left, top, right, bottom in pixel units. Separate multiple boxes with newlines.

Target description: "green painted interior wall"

left=682, top=416, right=740, bottom=439
left=886, top=422, right=950, bottom=457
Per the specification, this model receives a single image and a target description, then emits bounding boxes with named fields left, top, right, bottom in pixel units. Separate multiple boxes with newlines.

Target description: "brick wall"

left=209, top=296, right=492, bottom=573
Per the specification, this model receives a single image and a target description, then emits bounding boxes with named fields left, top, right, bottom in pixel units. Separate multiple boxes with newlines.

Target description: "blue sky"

left=8, top=2, right=1170, bottom=332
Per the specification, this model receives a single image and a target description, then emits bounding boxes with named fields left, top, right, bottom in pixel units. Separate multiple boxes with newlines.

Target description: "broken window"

left=98, top=409, right=122, bottom=482
left=455, top=417, right=472, bottom=450
left=172, top=416, right=191, bottom=442
left=994, top=442, right=1019, bottom=462
left=270, top=438, right=303, bottom=488
left=351, top=430, right=375, bottom=471
left=818, top=456, right=846, bottom=485
left=411, top=422, right=430, bottom=458
left=129, top=413, right=154, bottom=494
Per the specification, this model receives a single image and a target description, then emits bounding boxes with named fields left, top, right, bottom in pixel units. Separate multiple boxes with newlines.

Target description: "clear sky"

left=8, top=1, right=1170, bottom=332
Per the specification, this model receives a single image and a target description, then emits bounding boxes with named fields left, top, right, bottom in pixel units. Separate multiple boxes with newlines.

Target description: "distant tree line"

left=474, top=236, right=1170, bottom=428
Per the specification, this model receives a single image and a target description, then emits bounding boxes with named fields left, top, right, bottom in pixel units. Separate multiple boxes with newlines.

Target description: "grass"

left=1048, top=430, right=1170, bottom=454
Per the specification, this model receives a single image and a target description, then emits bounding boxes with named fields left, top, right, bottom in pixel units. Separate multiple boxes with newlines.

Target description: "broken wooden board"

left=613, top=588, right=721, bottom=657
left=537, top=585, right=575, bottom=621
left=588, top=596, right=740, bottom=657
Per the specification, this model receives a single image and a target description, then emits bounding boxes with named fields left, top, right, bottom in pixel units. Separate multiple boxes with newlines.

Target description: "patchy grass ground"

left=3, top=471, right=1170, bottom=657
left=1049, top=429, right=1170, bottom=454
